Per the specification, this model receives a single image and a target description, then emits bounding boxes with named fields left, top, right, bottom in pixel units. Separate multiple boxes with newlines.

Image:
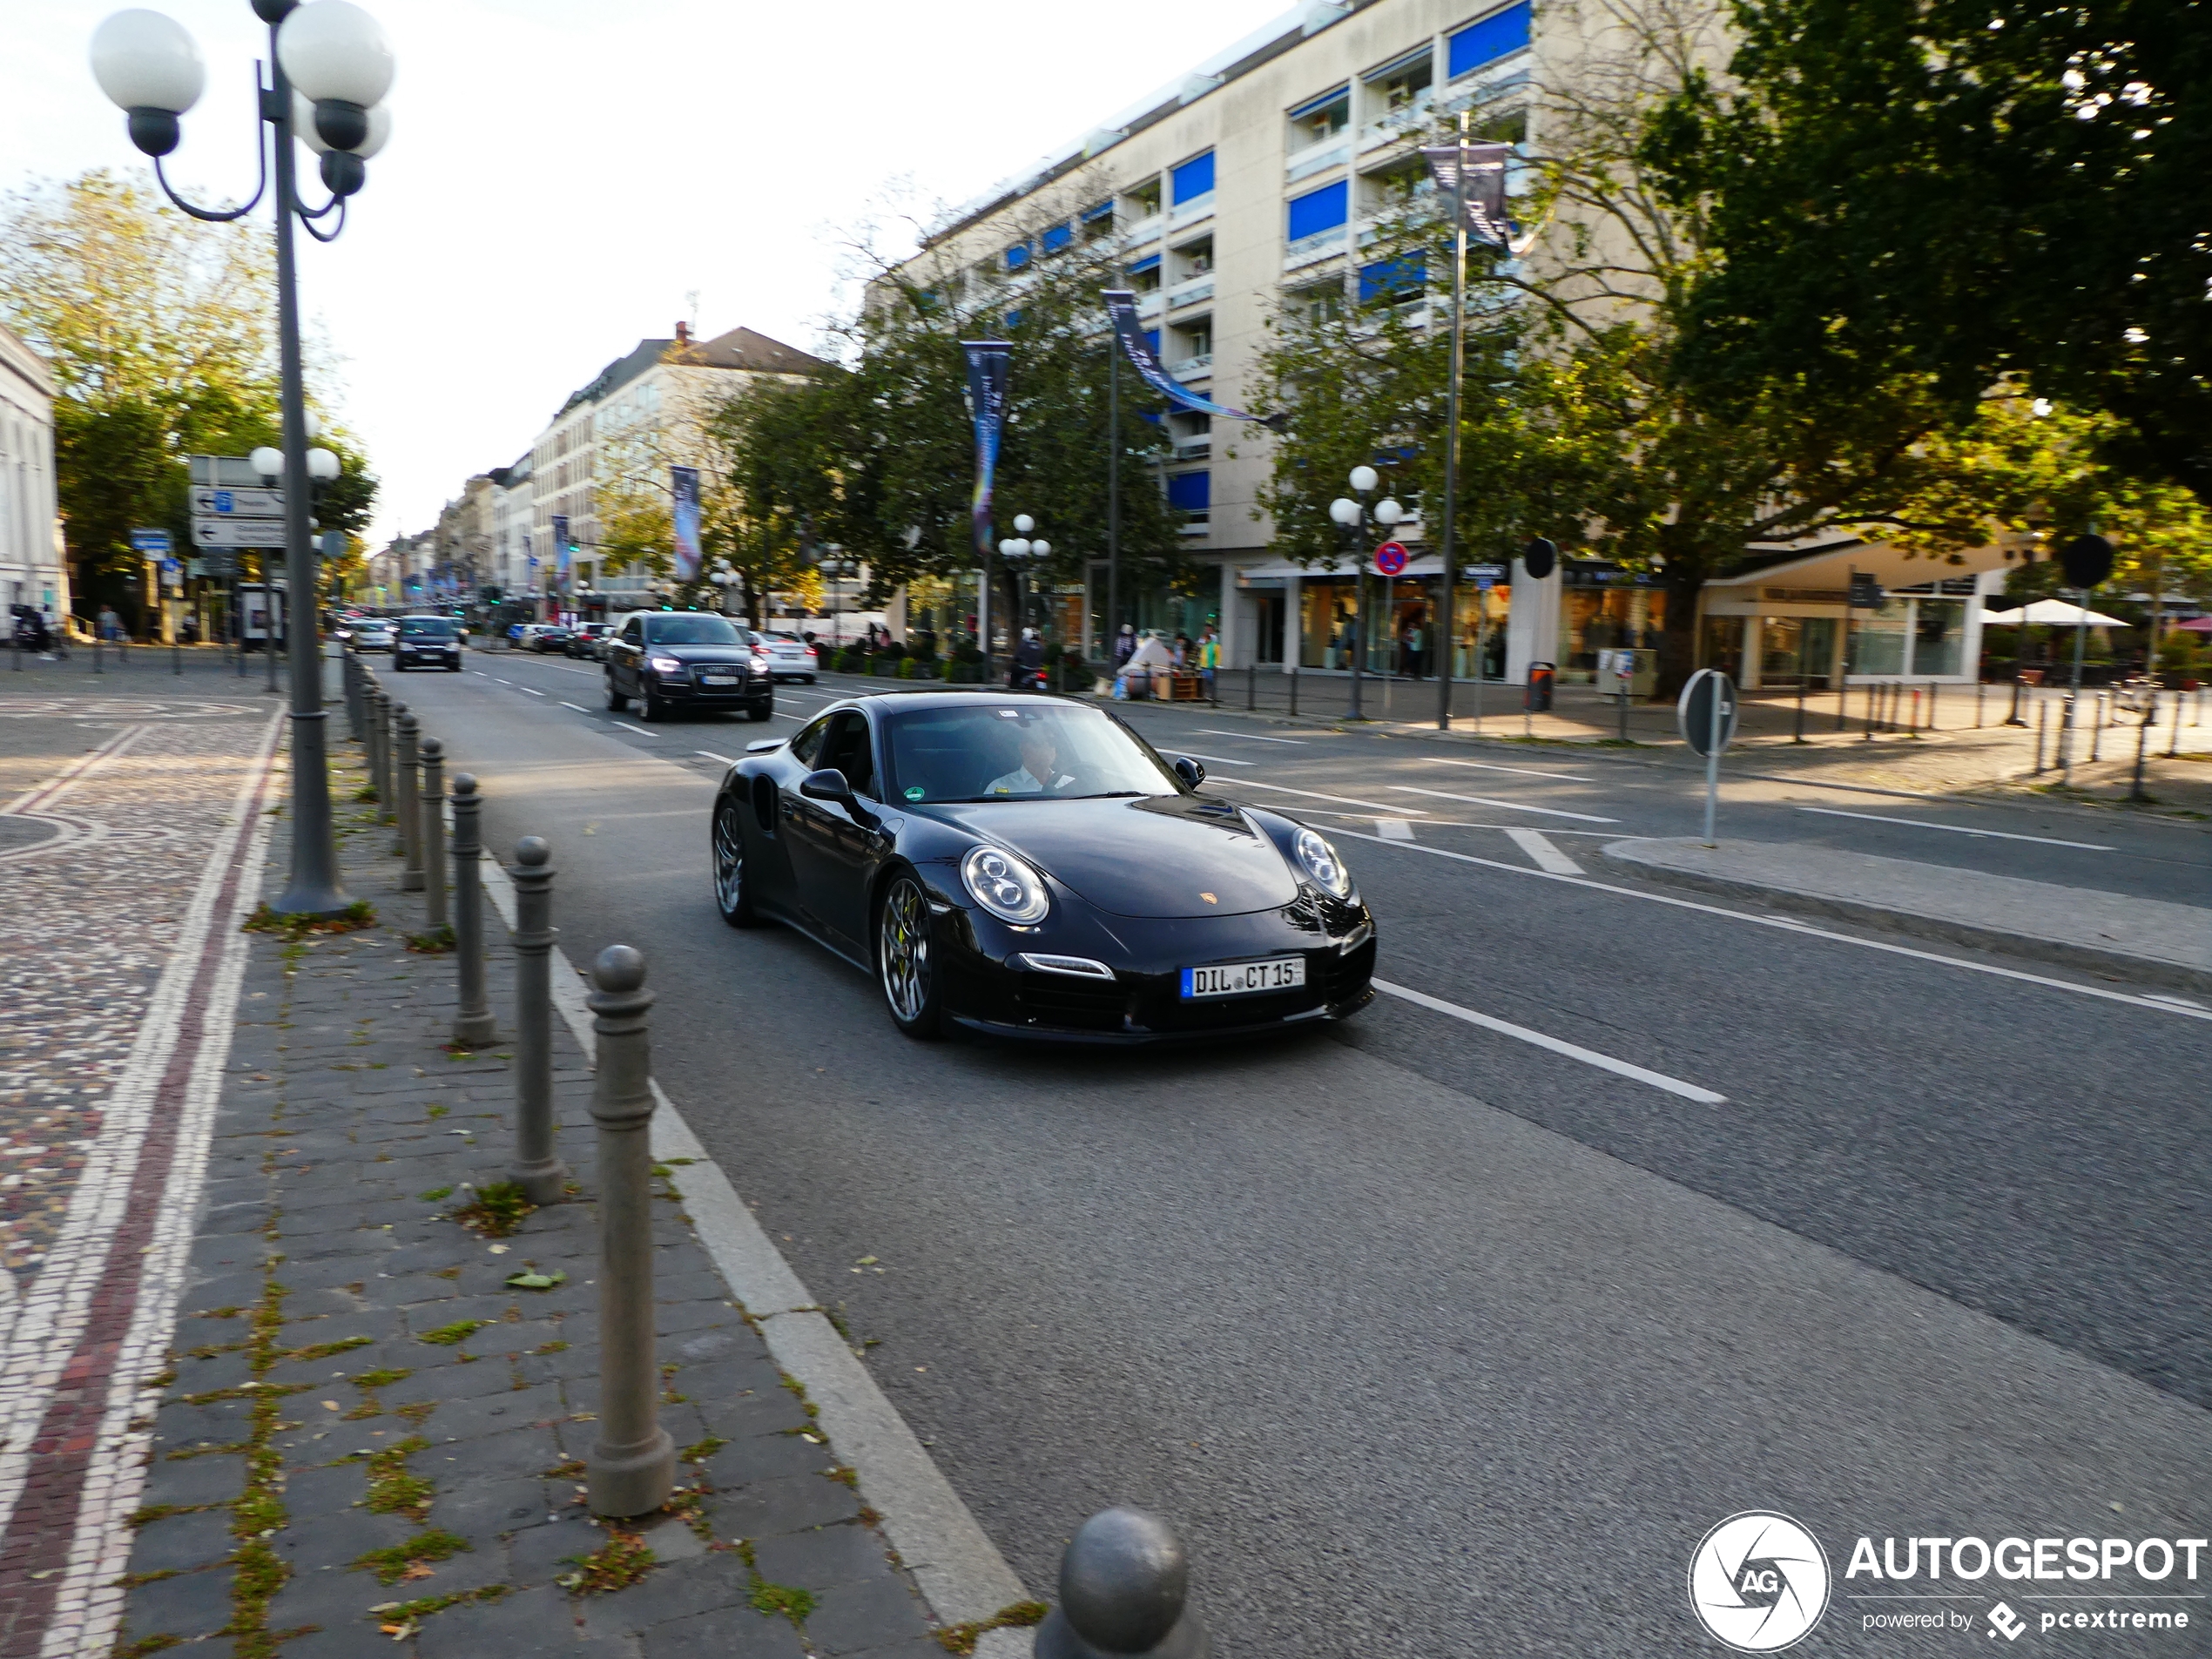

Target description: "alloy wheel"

left=879, top=875, right=933, bottom=1028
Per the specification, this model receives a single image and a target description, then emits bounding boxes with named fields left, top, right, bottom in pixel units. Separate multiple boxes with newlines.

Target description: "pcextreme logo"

left=1689, top=1512, right=1832, bottom=1651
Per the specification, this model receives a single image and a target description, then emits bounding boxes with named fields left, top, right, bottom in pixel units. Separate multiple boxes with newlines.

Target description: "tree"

left=1658, top=0, right=2212, bottom=499
left=0, top=169, right=374, bottom=627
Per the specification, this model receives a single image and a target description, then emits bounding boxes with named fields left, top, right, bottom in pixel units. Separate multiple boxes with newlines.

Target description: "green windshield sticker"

left=904, top=786, right=925, bottom=801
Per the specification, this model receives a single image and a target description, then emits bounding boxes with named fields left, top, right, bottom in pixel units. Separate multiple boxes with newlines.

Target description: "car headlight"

left=961, top=845, right=1049, bottom=924
left=1294, top=827, right=1354, bottom=899
left=648, top=655, right=683, bottom=674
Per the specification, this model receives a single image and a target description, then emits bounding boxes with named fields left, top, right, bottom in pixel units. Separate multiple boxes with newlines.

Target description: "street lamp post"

left=710, top=560, right=738, bottom=617
left=998, top=515, right=1052, bottom=685
left=1330, top=465, right=1380, bottom=720
left=92, top=0, right=395, bottom=919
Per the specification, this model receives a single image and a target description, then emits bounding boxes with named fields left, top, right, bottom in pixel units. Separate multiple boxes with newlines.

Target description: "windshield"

left=644, top=615, right=743, bottom=646
left=881, top=704, right=1179, bottom=805
left=398, top=618, right=455, bottom=638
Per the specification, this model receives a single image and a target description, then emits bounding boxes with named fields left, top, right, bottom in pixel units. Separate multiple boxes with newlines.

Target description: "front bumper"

left=397, top=646, right=461, bottom=668
left=934, top=886, right=1375, bottom=1043
left=648, top=671, right=772, bottom=709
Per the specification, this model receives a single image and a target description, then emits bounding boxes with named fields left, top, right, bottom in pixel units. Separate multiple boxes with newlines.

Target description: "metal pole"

left=1703, top=682, right=1722, bottom=846
left=1349, top=512, right=1367, bottom=721
left=1106, top=340, right=1119, bottom=658
left=2130, top=692, right=2155, bottom=803
left=2169, top=690, right=2185, bottom=758
left=1435, top=118, right=1468, bottom=733
left=1864, top=679, right=1875, bottom=740
left=369, top=682, right=389, bottom=806
left=264, top=32, right=344, bottom=913
left=418, top=737, right=448, bottom=931
left=1247, top=658, right=1256, bottom=711
left=1976, top=678, right=1985, bottom=727
left=1793, top=629, right=1808, bottom=743
left=508, top=837, right=570, bottom=1203
left=396, top=708, right=423, bottom=883
left=2060, top=694, right=2076, bottom=786
left=2090, top=691, right=2105, bottom=763
left=449, top=775, right=496, bottom=1049
left=264, top=575, right=279, bottom=696
left=584, top=943, right=677, bottom=1520
left=1928, top=682, right=1938, bottom=731
left=2057, top=586, right=2089, bottom=779
left=2034, top=695, right=2048, bottom=773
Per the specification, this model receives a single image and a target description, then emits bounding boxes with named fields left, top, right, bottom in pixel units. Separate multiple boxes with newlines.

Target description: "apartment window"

left=1041, top=222, right=1073, bottom=254
left=1287, top=179, right=1350, bottom=242
left=1081, top=199, right=1116, bottom=239
left=1128, top=177, right=1163, bottom=218
left=1166, top=470, right=1211, bottom=513
left=1448, top=2, right=1532, bottom=78
left=1170, top=151, right=1215, bottom=206
left=1172, top=318, right=1212, bottom=362
left=1361, top=159, right=1432, bottom=215
left=1366, top=48, right=1434, bottom=114
left=1174, top=235, right=1214, bottom=279
left=1288, top=87, right=1350, bottom=150
left=1005, top=242, right=1031, bottom=272
left=1127, top=253, right=1163, bottom=293
left=1290, top=282, right=1345, bottom=325
left=1360, top=256, right=1427, bottom=305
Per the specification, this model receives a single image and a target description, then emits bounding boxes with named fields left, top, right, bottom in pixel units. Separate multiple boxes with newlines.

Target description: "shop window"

left=1845, top=597, right=1910, bottom=675
left=1912, top=597, right=1966, bottom=676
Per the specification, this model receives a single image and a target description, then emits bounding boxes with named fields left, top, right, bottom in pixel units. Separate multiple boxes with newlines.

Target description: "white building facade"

left=0, top=321, right=68, bottom=625
left=895, top=0, right=2012, bottom=687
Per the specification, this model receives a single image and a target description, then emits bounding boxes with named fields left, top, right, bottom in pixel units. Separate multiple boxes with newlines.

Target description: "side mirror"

left=1171, top=755, right=1206, bottom=788
left=799, top=768, right=853, bottom=801
left=745, top=738, right=784, bottom=754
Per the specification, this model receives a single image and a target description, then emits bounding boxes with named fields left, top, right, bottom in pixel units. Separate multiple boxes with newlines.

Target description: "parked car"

left=393, top=614, right=463, bottom=671
left=604, top=611, right=773, bottom=722
left=566, top=623, right=614, bottom=659
left=517, top=624, right=571, bottom=654
left=707, top=694, right=1375, bottom=1040
left=353, top=620, right=396, bottom=653
left=753, top=631, right=819, bottom=683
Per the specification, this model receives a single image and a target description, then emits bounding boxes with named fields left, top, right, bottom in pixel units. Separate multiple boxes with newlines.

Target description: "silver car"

left=754, top=631, right=819, bottom=682
left=354, top=621, right=395, bottom=652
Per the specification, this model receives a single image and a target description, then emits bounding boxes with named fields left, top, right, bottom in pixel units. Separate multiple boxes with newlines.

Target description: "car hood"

left=934, top=794, right=1299, bottom=918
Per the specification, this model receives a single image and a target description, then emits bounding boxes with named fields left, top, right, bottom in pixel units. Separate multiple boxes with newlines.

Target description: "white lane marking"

left=1434, top=757, right=1591, bottom=782
left=772, top=711, right=804, bottom=720
left=491, top=677, right=512, bottom=685
left=560, top=701, right=589, bottom=713
left=1375, top=818, right=1416, bottom=841
left=698, top=750, right=736, bottom=765
left=518, top=685, right=545, bottom=696
left=1177, top=751, right=1255, bottom=766
left=2145, top=992, right=2207, bottom=1010
left=1195, top=728, right=1305, bottom=744
left=1335, top=827, right=2212, bottom=1024
left=1796, top=806, right=2114, bottom=851
left=1375, top=980, right=1727, bottom=1103
left=1507, top=827, right=1583, bottom=875
left=613, top=721, right=651, bottom=736
left=1232, top=777, right=1427, bottom=813
left=1391, top=785, right=1617, bottom=824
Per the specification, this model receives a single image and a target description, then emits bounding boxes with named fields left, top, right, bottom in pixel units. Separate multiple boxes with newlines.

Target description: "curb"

left=1595, top=842, right=2212, bottom=999
left=474, top=850, right=1033, bottom=1631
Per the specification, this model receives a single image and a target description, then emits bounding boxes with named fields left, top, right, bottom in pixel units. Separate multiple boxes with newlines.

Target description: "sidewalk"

left=1599, top=837, right=2212, bottom=997
left=3, top=720, right=1037, bottom=1659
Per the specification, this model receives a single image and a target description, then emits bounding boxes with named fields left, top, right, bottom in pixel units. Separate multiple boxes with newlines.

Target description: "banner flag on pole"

left=961, top=341, right=1012, bottom=563
left=671, top=465, right=703, bottom=581
left=550, top=515, right=570, bottom=576
left=1420, top=141, right=1520, bottom=250
left=1103, top=292, right=1287, bottom=429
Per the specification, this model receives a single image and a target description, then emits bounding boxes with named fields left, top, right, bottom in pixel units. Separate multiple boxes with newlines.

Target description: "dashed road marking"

left=1177, top=752, right=1254, bottom=766
left=613, top=722, right=651, bottom=737
left=1433, top=757, right=1592, bottom=782
left=1196, top=728, right=1305, bottom=744
left=1374, top=980, right=1727, bottom=1103
left=1506, top=827, right=1583, bottom=874
left=1232, top=777, right=1427, bottom=813
left=1796, top=806, right=2113, bottom=851
left=698, top=751, right=737, bottom=765
left=1375, top=819, right=1415, bottom=841
left=1390, top=785, right=1616, bottom=824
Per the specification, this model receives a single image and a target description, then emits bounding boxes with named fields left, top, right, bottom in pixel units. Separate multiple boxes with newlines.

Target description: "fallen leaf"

left=506, top=1270, right=566, bottom=1291
left=400, top=1562, right=435, bottom=1581
left=488, top=1244, right=509, bottom=1255
left=321, top=1400, right=340, bottom=1412
left=856, top=1256, right=878, bottom=1265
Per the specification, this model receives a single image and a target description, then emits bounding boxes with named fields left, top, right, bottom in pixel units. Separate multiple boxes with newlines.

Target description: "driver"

left=985, top=722, right=1077, bottom=796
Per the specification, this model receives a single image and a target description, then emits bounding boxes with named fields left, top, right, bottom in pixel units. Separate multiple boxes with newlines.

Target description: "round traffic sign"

left=1677, top=668, right=1739, bottom=758
left=1373, top=541, right=1408, bottom=577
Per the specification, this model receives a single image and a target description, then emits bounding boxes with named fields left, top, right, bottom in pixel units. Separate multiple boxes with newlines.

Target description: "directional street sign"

left=199, top=551, right=240, bottom=577
left=130, top=528, right=172, bottom=555
left=190, top=485, right=285, bottom=517
left=193, top=517, right=287, bottom=550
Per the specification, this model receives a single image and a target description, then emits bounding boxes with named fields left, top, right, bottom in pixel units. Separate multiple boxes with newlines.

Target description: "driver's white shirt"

left=985, top=765, right=1076, bottom=796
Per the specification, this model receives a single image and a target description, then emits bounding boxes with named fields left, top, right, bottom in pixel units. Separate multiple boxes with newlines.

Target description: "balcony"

left=1283, top=226, right=1348, bottom=273
left=1170, top=354, right=1213, bottom=381
left=1179, top=514, right=1211, bottom=536
left=1167, top=278, right=1214, bottom=312
left=1169, top=192, right=1215, bottom=230
left=1173, top=438, right=1213, bottom=462
left=1360, top=89, right=1433, bottom=152
left=1137, top=291, right=1163, bottom=320
left=1285, top=136, right=1351, bottom=183
left=1121, top=212, right=1163, bottom=246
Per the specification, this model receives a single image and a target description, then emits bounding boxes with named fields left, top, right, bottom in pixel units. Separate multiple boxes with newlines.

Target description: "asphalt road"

left=366, top=649, right=2211, bottom=1656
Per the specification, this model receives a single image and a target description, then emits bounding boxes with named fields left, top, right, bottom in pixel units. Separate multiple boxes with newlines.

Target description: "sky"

left=3, top=0, right=1296, bottom=541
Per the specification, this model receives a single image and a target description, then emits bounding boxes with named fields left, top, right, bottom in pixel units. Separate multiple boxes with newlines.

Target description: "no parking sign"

left=1373, top=542, right=1408, bottom=577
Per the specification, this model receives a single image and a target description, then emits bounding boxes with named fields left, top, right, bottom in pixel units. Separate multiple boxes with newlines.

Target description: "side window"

left=620, top=617, right=643, bottom=644
left=822, top=713, right=877, bottom=798
left=789, top=714, right=833, bottom=769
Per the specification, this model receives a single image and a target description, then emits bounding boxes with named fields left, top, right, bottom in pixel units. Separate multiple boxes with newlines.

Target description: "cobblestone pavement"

left=0, top=688, right=284, bottom=1659
left=2, top=725, right=955, bottom=1659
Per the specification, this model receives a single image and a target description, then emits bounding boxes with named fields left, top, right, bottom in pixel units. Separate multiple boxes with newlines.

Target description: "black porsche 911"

left=709, top=691, right=1376, bottom=1041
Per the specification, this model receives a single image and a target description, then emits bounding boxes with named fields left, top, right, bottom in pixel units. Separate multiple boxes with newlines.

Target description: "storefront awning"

left=1983, top=598, right=2133, bottom=628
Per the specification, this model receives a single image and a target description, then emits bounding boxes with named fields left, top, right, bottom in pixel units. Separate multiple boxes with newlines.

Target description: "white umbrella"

left=1982, top=597, right=2134, bottom=628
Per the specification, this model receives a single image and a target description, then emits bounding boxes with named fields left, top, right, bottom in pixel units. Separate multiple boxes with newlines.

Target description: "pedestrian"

left=1011, top=626, right=1045, bottom=687
left=1198, top=624, right=1219, bottom=698
left=1406, top=611, right=1426, bottom=680
left=1113, top=624, right=1136, bottom=670
left=98, top=604, right=122, bottom=643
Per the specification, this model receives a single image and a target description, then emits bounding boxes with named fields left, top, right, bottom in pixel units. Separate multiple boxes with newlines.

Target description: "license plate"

left=700, top=673, right=737, bottom=685
left=1179, top=956, right=1305, bottom=1000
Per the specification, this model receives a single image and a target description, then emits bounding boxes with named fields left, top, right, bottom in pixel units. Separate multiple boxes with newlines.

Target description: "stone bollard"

left=369, top=683, right=389, bottom=803
left=419, top=737, right=449, bottom=930
left=507, top=838, right=570, bottom=1204
left=1035, top=1507, right=1210, bottom=1659
left=449, top=776, right=496, bottom=1049
left=396, top=709, right=424, bottom=885
left=584, top=944, right=676, bottom=1519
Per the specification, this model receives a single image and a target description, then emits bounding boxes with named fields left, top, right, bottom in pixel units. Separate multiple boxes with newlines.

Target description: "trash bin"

left=1525, top=661, right=1554, bottom=712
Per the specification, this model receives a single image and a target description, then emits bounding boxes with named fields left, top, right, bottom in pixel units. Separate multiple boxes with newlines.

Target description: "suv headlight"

left=1293, top=827, right=1353, bottom=900
left=961, top=845, right=1049, bottom=924
left=648, top=655, right=683, bottom=674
